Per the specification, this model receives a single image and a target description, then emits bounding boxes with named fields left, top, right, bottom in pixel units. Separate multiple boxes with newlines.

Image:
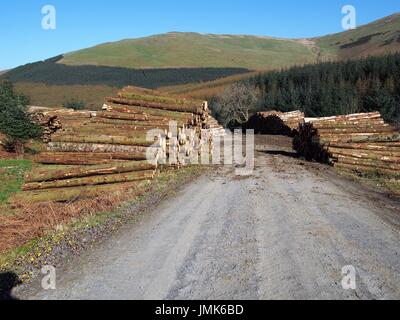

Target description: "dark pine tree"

left=0, top=81, right=42, bottom=154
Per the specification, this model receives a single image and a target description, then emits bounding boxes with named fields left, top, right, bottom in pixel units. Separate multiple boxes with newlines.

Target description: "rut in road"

left=17, top=136, right=400, bottom=300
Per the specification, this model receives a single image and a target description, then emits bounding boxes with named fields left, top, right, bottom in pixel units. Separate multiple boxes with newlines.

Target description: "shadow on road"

left=0, top=272, right=21, bottom=300
left=257, top=149, right=299, bottom=159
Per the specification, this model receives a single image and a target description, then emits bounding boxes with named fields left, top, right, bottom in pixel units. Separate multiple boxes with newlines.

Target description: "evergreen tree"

left=365, top=79, right=397, bottom=122
left=248, top=53, right=400, bottom=124
left=0, top=81, right=42, bottom=154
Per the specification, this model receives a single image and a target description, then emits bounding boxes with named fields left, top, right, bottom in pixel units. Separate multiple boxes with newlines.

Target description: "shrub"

left=211, top=83, right=259, bottom=128
left=0, top=81, right=42, bottom=155
left=63, top=99, right=86, bottom=110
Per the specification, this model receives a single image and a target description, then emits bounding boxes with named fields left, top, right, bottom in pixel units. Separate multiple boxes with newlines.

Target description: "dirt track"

left=17, top=135, right=400, bottom=300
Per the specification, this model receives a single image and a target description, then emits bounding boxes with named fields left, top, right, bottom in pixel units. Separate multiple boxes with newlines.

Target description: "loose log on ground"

left=13, top=181, right=149, bottom=203
left=25, top=161, right=156, bottom=183
left=23, top=170, right=155, bottom=191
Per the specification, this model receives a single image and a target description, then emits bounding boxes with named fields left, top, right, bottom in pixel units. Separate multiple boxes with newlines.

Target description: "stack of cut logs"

left=244, top=110, right=305, bottom=135
left=204, top=115, right=226, bottom=139
left=18, top=87, right=217, bottom=203
left=28, top=106, right=63, bottom=142
left=294, top=112, right=400, bottom=176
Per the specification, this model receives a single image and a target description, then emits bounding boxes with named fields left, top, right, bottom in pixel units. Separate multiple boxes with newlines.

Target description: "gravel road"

left=17, top=135, right=400, bottom=300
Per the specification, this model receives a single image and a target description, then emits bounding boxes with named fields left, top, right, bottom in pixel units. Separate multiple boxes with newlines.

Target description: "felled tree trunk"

left=34, top=152, right=150, bottom=165
left=51, top=133, right=160, bottom=147
left=23, top=170, right=155, bottom=191
left=25, top=160, right=156, bottom=183
left=13, top=181, right=150, bottom=203
left=48, top=142, right=159, bottom=154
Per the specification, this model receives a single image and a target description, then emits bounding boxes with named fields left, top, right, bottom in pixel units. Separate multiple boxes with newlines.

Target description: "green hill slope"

left=60, top=14, right=400, bottom=70
left=316, top=13, right=400, bottom=60
left=60, top=32, right=318, bottom=70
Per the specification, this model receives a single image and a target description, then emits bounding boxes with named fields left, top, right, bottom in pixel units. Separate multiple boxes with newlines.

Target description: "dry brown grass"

left=0, top=183, right=150, bottom=253
left=158, top=71, right=260, bottom=99
left=14, top=82, right=119, bottom=110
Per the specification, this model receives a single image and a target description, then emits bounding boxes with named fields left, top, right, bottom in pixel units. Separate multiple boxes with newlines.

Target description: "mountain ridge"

left=60, top=32, right=317, bottom=70
left=58, top=13, right=400, bottom=70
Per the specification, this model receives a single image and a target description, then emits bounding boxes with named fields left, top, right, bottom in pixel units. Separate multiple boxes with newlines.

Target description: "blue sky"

left=0, top=0, right=399, bottom=69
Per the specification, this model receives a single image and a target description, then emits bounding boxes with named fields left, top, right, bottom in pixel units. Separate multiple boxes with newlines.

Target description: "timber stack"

left=294, top=112, right=400, bottom=176
left=244, top=110, right=305, bottom=135
left=16, top=87, right=218, bottom=203
left=204, top=115, right=226, bottom=139
left=28, top=106, right=63, bottom=142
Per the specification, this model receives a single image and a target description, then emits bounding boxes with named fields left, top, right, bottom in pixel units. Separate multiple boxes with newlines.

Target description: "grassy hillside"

left=159, top=71, right=259, bottom=99
left=14, top=83, right=118, bottom=110
left=60, top=32, right=318, bottom=70
left=159, top=14, right=400, bottom=98
left=316, top=13, right=400, bottom=60
left=60, top=15, right=400, bottom=71
left=4, top=14, right=400, bottom=108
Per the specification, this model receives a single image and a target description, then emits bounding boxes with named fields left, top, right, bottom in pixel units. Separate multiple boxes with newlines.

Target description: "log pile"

left=28, top=106, right=62, bottom=142
left=204, top=115, right=226, bottom=139
left=294, top=112, right=400, bottom=176
left=102, top=86, right=213, bottom=166
left=244, top=110, right=304, bottom=135
left=18, top=87, right=219, bottom=203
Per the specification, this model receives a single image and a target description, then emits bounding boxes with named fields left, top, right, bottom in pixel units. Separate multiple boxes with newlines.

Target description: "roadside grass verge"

left=337, top=170, right=400, bottom=196
left=361, top=173, right=400, bottom=195
left=0, top=165, right=209, bottom=277
left=0, top=159, right=32, bottom=205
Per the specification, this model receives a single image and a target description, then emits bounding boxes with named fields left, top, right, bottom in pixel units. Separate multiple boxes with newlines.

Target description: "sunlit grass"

left=0, top=159, right=32, bottom=204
